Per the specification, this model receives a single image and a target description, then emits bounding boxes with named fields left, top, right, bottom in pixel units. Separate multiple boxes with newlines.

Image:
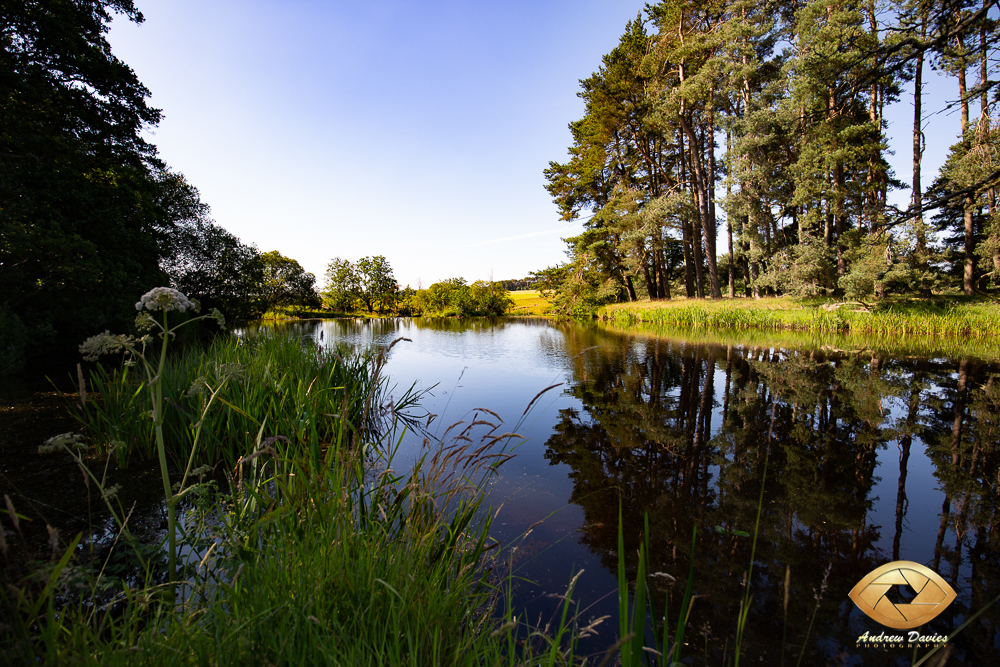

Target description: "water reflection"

left=548, top=323, right=1000, bottom=664
left=259, top=318, right=1000, bottom=663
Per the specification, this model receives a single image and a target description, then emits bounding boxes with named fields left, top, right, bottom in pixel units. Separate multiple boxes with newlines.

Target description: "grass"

left=1, top=331, right=586, bottom=666
left=75, top=332, right=410, bottom=469
left=7, top=324, right=997, bottom=664
left=508, top=290, right=554, bottom=316
left=597, top=295, right=1000, bottom=340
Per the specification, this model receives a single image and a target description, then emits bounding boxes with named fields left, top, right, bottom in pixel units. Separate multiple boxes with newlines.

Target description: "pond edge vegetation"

left=593, top=296, right=1000, bottom=339
left=4, top=290, right=986, bottom=665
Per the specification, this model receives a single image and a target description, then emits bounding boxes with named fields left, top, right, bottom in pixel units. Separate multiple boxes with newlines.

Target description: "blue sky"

left=109, top=1, right=961, bottom=288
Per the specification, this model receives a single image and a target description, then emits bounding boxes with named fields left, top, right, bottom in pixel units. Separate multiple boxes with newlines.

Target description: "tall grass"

left=597, top=297, right=1000, bottom=340
left=76, top=332, right=415, bottom=468
left=2, top=332, right=587, bottom=666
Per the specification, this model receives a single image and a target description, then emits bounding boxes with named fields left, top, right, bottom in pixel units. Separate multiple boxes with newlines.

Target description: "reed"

left=76, top=330, right=414, bottom=469
left=597, top=297, right=1000, bottom=340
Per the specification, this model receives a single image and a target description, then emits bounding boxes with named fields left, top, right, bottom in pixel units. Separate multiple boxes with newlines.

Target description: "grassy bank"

left=77, top=332, right=401, bottom=468
left=0, top=328, right=585, bottom=666
left=597, top=296, right=1000, bottom=338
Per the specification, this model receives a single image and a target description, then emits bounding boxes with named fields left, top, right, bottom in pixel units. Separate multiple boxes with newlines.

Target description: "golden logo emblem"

left=848, top=560, right=957, bottom=630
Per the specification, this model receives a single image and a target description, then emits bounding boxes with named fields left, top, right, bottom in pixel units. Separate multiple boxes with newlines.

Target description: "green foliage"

left=356, top=255, right=397, bottom=313
left=411, top=278, right=514, bottom=316
left=77, top=331, right=394, bottom=469
left=838, top=230, right=915, bottom=302
left=260, top=250, right=321, bottom=312
left=323, top=256, right=362, bottom=311
left=757, top=238, right=838, bottom=297
left=540, top=0, right=998, bottom=307
left=0, top=1, right=170, bottom=356
left=323, top=255, right=397, bottom=313
left=164, top=211, right=269, bottom=322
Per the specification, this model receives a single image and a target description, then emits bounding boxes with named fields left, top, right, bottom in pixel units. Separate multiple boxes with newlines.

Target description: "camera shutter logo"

left=848, top=561, right=957, bottom=630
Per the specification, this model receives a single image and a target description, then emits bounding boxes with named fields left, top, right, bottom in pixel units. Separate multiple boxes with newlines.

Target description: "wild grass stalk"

left=76, top=330, right=406, bottom=469
left=3, top=313, right=590, bottom=666
left=597, top=297, right=1000, bottom=341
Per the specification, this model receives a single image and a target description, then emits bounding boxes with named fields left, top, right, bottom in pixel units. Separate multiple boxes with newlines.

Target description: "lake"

left=256, top=316, right=1000, bottom=664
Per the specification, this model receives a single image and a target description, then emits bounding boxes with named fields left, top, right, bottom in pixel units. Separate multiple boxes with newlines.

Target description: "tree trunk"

left=913, top=20, right=927, bottom=286
left=980, top=6, right=999, bottom=285
left=624, top=274, right=637, bottom=302
left=954, top=34, right=976, bottom=295
left=726, top=130, right=735, bottom=298
left=641, top=256, right=655, bottom=299
left=706, top=86, right=722, bottom=299
left=679, top=115, right=719, bottom=299
left=741, top=216, right=752, bottom=298
left=654, top=236, right=668, bottom=299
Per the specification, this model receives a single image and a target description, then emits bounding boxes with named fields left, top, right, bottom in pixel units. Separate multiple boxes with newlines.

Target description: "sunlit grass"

left=508, top=290, right=553, bottom=316
left=597, top=296, right=1000, bottom=344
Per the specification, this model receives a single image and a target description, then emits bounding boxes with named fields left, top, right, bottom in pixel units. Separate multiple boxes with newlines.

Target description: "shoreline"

left=596, top=296, right=1000, bottom=337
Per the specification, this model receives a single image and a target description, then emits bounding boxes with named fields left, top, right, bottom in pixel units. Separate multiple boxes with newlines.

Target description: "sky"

left=107, top=1, right=964, bottom=289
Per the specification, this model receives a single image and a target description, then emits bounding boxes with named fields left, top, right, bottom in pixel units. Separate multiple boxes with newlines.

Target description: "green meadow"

left=508, top=290, right=554, bottom=316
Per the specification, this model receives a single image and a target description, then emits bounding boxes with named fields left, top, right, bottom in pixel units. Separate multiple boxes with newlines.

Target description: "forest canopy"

left=540, top=0, right=1000, bottom=315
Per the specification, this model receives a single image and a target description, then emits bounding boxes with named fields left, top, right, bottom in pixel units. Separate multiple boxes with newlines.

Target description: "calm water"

left=262, top=317, right=1000, bottom=665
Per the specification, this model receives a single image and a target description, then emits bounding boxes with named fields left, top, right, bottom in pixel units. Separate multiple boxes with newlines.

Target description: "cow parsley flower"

left=39, top=432, right=85, bottom=454
left=135, top=287, right=197, bottom=313
left=79, top=331, right=134, bottom=361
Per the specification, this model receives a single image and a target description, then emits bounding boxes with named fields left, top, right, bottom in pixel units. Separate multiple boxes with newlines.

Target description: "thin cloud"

left=445, top=227, right=570, bottom=251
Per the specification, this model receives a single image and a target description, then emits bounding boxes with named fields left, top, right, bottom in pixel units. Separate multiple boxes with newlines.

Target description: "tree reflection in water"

left=545, top=323, right=1000, bottom=664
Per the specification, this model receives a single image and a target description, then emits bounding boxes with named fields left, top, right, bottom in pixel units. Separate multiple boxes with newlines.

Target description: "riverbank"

left=597, top=295, right=1000, bottom=338
left=0, top=330, right=578, bottom=665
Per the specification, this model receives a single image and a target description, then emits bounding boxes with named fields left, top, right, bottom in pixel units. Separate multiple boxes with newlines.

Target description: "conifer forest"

left=540, top=0, right=1000, bottom=314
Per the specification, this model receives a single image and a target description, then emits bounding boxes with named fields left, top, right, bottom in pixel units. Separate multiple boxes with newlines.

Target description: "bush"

left=411, top=278, right=513, bottom=317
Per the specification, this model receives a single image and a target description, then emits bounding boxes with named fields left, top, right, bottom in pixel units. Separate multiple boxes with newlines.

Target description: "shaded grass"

left=76, top=332, right=413, bottom=469
left=2, top=334, right=585, bottom=666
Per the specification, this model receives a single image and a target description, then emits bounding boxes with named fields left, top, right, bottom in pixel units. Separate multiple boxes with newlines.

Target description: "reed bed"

left=598, top=297, right=1000, bottom=340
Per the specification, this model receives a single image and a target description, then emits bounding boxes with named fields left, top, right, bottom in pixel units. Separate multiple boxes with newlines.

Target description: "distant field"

left=508, top=290, right=552, bottom=316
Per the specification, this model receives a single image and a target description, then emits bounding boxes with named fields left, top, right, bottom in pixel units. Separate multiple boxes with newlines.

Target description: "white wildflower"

left=190, top=465, right=212, bottom=480
left=187, top=376, right=209, bottom=397
left=135, top=287, right=197, bottom=313
left=214, top=362, right=245, bottom=383
left=39, top=432, right=84, bottom=454
left=79, top=331, right=133, bottom=361
left=208, top=308, right=226, bottom=330
left=46, top=525, right=59, bottom=555
left=134, top=310, right=156, bottom=331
